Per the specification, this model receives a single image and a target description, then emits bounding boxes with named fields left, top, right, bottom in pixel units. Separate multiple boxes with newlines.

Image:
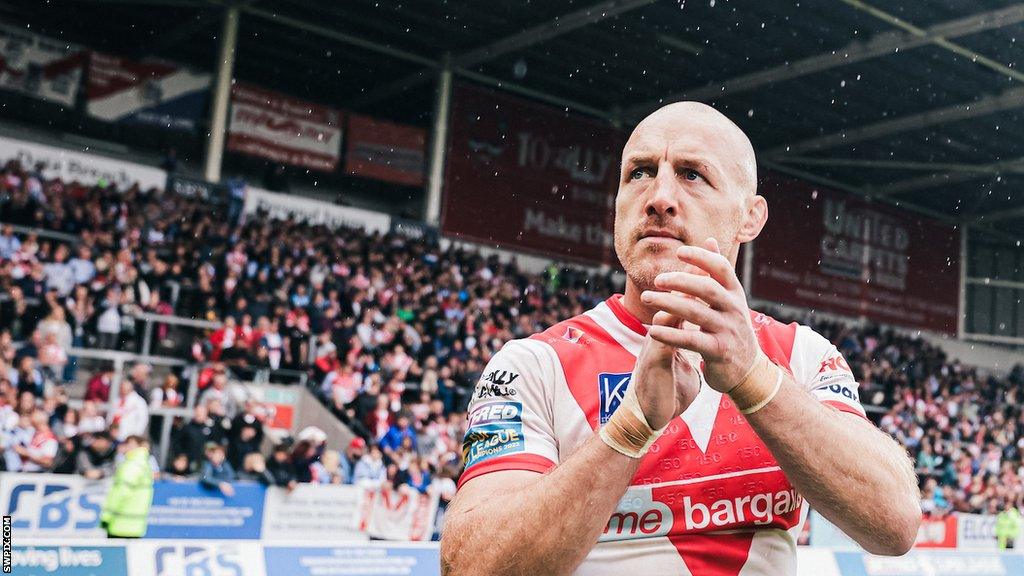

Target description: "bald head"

left=626, top=101, right=758, bottom=194
left=614, top=101, right=769, bottom=293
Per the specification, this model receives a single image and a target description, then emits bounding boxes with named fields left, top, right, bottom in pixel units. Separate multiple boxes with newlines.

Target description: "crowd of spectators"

left=0, top=157, right=1022, bottom=518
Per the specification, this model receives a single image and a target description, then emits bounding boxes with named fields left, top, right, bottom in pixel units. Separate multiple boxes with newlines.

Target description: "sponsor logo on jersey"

left=467, top=401, right=521, bottom=427
left=818, top=355, right=851, bottom=374
left=599, top=485, right=803, bottom=541
left=598, top=372, right=631, bottom=424
left=682, top=488, right=803, bottom=530
left=463, top=425, right=524, bottom=468
left=814, top=381, right=860, bottom=403
left=463, top=401, right=525, bottom=468
left=562, top=326, right=585, bottom=343
left=474, top=370, right=520, bottom=399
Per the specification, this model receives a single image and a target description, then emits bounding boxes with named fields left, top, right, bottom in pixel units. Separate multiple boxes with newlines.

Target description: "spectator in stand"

left=172, top=404, right=222, bottom=470
left=200, top=442, right=236, bottom=497
left=379, top=413, right=417, bottom=462
left=323, top=362, right=362, bottom=412
left=404, top=458, right=431, bottom=494
left=77, top=401, right=106, bottom=435
left=43, top=244, right=74, bottom=297
left=109, top=378, right=148, bottom=441
left=77, top=432, right=117, bottom=480
left=310, top=449, right=344, bottom=484
left=13, top=408, right=58, bottom=473
left=238, top=452, right=276, bottom=485
left=0, top=225, right=20, bottom=260
left=148, top=374, right=181, bottom=409
left=199, top=373, right=237, bottom=418
left=340, top=437, right=366, bottom=484
left=163, top=453, right=193, bottom=481
left=126, top=363, right=152, bottom=398
left=353, top=444, right=387, bottom=485
left=84, top=368, right=114, bottom=403
left=15, top=355, right=45, bottom=398
left=0, top=286, right=40, bottom=343
left=291, top=438, right=321, bottom=484
left=68, top=245, right=95, bottom=286
left=267, top=444, right=298, bottom=490
left=227, top=417, right=262, bottom=471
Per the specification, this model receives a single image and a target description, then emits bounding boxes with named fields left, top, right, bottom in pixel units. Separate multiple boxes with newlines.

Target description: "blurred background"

left=0, top=1, right=1022, bottom=575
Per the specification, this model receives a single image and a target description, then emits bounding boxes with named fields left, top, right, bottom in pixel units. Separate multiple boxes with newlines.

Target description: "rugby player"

left=440, top=102, right=921, bottom=575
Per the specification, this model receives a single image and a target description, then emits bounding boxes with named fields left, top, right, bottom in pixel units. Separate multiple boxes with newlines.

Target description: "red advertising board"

left=227, top=82, right=342, bottom=171
left=916, top=515, right=958, bottom=548
left=442, top=83, right=623, bottom=265
left=345, top=114, right=426, bottom=186
left=752, top=173, right=960, bottom=333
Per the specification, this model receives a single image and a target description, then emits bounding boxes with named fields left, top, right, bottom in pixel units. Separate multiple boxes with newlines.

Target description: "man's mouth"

left=639, top=229, right=685, bottom=243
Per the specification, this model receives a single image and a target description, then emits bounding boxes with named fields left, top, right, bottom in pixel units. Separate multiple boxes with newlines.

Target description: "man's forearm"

left=744, top=378, right=920, bottom=555
left=442, top=436, right=639, bottom=576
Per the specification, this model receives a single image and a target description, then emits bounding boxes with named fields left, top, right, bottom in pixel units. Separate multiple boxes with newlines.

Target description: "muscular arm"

left=645, top=240, right=921, bottom=556
left=441, top=437, right=638, bottom=576
left=744, top=379, right=920, bottom=555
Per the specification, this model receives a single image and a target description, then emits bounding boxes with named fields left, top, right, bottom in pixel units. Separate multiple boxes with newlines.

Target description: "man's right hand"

left=632, top=310, right=702, bottom=430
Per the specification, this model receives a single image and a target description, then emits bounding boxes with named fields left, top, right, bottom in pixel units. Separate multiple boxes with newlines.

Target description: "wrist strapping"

left=728, top=351, right=784, bottom=415
left=599, top=383, right=668, bottom=458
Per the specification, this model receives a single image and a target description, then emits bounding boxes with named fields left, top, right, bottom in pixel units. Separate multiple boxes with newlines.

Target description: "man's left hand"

left=640, top=238, right=760, bottom=393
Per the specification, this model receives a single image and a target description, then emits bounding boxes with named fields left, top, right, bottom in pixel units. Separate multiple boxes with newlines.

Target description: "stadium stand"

left=1, top=154, right=1022, bottom=523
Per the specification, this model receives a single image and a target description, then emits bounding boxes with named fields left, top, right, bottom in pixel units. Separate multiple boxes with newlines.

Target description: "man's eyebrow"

left=622, top=152, right=659, bottom=166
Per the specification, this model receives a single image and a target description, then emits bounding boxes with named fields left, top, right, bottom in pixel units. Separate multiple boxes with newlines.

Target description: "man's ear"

left=736, top=195, right=768, bottom=243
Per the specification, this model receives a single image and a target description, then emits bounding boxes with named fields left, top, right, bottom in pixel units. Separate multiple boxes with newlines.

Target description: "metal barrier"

left=133, top=310, right=221, bottom=357
left=66, top=346, right=313, bottom=466
left=0, top=221, right=81, bottom=245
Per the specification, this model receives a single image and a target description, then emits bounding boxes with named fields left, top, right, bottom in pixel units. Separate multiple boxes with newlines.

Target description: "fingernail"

left=641, top=291, right=653, bottom=302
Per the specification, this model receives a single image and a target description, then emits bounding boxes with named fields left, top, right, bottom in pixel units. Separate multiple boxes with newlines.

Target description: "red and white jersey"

left=21, top=429, right=58, bottom=473
left=459, top=295, right=864, bottom=576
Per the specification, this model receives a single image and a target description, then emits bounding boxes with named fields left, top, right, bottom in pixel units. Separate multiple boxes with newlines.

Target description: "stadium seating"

left=0, top=154, right=1021, bottom=519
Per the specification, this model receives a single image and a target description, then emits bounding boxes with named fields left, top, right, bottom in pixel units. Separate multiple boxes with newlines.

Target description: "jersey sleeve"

left=789, top=325, right=867, bottom=418
left=458, top=339, right=559, bottom=489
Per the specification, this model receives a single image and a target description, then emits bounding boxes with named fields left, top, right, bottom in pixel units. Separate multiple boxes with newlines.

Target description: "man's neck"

left=620, top=281, right=658, bottom=326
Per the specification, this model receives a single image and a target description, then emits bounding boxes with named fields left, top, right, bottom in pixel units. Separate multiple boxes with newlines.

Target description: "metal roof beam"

left=841, top=0, right=1024, bottom=85
left=243, top=5, right=616, bottom=120
left=456, top=0, right=657, bottom=68
left=774, top=155, right=1024, bottom=175
left=347, top=0, right=655, bottom=110
left=971, top=205, right=1024, bottom=224
left=67, top=0, right=204, bottom=5
left=764, top=86, right=1024, bottom=157
left=622, top=3, right=1024, bottom=119
left=873, top=156, right=1024, bottom=197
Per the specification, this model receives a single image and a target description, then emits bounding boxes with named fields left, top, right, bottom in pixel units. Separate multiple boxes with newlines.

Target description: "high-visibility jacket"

left=100, top=446, right=154, bottom=537
left=996, top=507, right=1021, bottom=549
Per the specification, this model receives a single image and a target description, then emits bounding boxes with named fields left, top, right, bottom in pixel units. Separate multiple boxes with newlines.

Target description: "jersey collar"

left=605, top=294, right=647, bottom=337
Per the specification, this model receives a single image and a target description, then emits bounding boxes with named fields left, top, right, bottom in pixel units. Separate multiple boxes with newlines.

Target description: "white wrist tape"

left=599, top=382, right=669, bottom=458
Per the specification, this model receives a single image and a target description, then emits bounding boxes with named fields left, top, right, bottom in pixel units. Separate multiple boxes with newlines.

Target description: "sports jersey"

left=459, top=295, right=865, bottom=576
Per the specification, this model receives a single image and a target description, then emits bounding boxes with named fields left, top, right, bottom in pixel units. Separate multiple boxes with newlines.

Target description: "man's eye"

left=630, top=167, right=651, bottom=180
left=683, top=169, right=704, bottom=182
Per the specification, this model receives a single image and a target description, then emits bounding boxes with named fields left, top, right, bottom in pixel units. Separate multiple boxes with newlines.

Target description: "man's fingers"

left=641, top=291, right=722, bottom=332
left=647, top=325, right=719, bottom=358
left=652, top=272, right=730, bottom=309
left=651, top=310, right=680, bottom=328
left=672, top=242, right=741, bottom=291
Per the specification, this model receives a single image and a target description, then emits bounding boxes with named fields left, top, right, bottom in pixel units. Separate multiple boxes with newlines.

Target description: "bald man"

left=440, top=103, right=920, bottom=576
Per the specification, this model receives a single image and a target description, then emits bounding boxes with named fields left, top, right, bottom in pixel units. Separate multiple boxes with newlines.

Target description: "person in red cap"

left=341, top=436, right=367, bottom=484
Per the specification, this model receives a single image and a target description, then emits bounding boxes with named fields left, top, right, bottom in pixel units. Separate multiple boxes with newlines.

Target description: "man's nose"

left=645, top=165, right=678, bottom=217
